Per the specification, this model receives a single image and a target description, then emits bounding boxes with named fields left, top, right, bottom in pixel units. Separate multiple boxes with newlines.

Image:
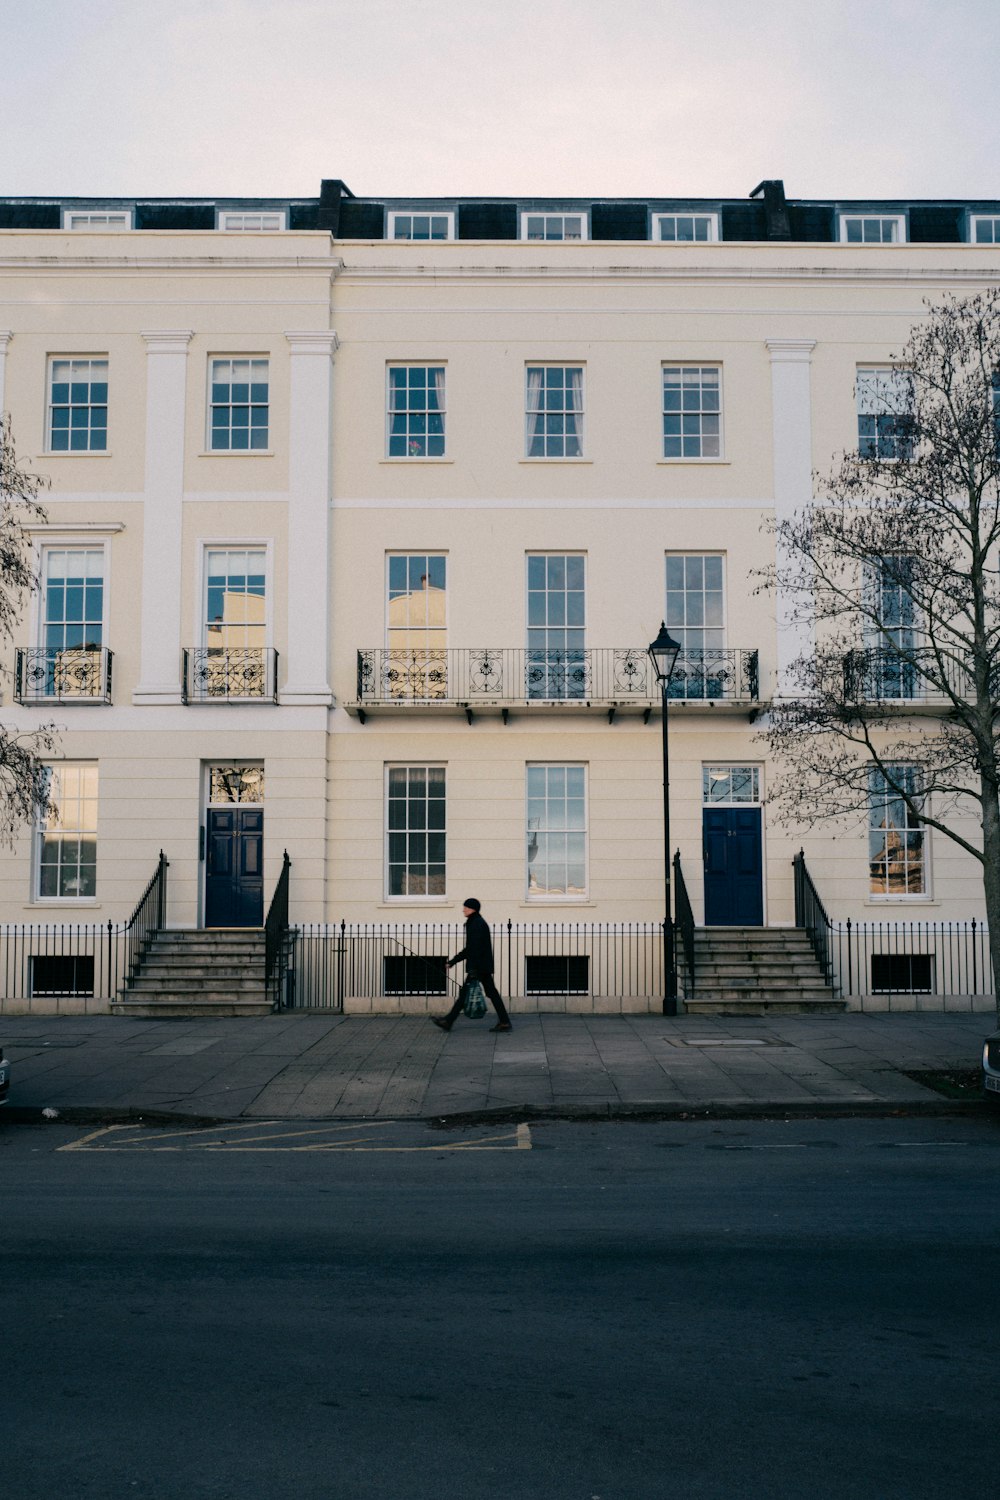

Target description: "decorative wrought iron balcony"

left=15, top=647, right=114, bottom=704
left=842, top=647, right=965, bottom=704
left=183, top=647, right=279, bottom=703
left=352, top=647, right=759, bottom=718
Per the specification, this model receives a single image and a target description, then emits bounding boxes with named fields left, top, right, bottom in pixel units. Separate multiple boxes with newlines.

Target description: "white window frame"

left=33, top=541, right=110, bottom=651
left=526, top=552, right=587, bottom=701
left=217, top=211, right=287, bottom=231
left=519, top=212, right=588, bottom=242
left=661, top=364, right=723, bottom=460
left=857, top=366, right=913, bottom=461
left=385, top=364, right=447, bottom=459
left=653, top=213, right=719, bottom=243
left=387, top=210, right=455, bottom=241
left=524, top=364, right=585, bottom=459
left=838, top=213, right=907, bottom=244
left=206, top=355, right=271, bottom=453
left=46, top=355, right=109, bottom=454
left=384, top=763, right=448, bottom=903
left=34, top=762, right=99, bottom=904
left=867, top=764, right=930, bottom=901
left=969, top=215, right=1000, bottom=244
left=62, top=209, right=132, bottom=231
left=525, top=762, right=589, bottom=903
left=702, top=765, right=762, bottom=806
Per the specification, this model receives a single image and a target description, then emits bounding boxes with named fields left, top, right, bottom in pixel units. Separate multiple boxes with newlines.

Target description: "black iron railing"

left=792, top=849, right=834, bottom=986
left=264, top=850, right=292, bottom=1009
left=354, top=647, right=759, bottom=708
left=842, top=647, right=969, bottom=704
left=183, top=647, right=279, bottom=703
left=829, top=919, right=993, bottom=1003
left=15, top=647, right=114, bottom=704
left=673, top=851, right=696, bottom=998
left=0, top=922, right=123, bottom=1007
left=284, top=920, right=667, bottom=1010
left=119, top=851, right=168, bottom=998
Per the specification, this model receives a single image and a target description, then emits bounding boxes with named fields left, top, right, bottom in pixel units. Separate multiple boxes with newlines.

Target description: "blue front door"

left=703, top=807, right=763, bottom=925
left=205, top=807, right=264, bottom=927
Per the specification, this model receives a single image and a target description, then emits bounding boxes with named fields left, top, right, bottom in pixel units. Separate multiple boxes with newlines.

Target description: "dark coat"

left=450, top=911, right=494, bottom=976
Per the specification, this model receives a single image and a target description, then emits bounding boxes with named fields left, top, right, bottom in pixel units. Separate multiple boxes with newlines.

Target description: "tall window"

left=36, top=764, right=98, bottom=900
left=857, top=367, right=913, bottom=459
left=36, top=548, right=105, bottom=698
left=868, top=555, right=917, bottom=699
left=386, top=766, right=446, bottom=898
left=525, top=366, right=583, bottom=458
left=839, top=215, right=905, bottom=243
left=526, top=764, right=587, bottom=899
left=200, top=549, right=268, bottom=698
left=386, top=553, right=447, bottom=699
left=868, top=765, right=925, bottom=897
left=387, top=366, right=445, bottom=457
left=655, top=214, right=717, bottom=242
left=209, top=357, right=269, bottom=451
left=662, top=366, right=721, bottom=458
left=526, top=554, right=585, bottom=699
left=666, top=554, right=724, bottom=698
left=521, top=213, right=585, bottom=241
left=389, top=212, right=454, bottom=241
left=48, top=357, right=108, bottom=452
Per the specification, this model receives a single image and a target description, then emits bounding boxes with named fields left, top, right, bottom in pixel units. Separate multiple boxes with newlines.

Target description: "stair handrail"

left=673, top=849, right=696, bottom=998
left=264, top=850, right=292, bottom=1008
left=792, top=849, right=833, bottom=986
left=120, top=851, right=169, bottom=997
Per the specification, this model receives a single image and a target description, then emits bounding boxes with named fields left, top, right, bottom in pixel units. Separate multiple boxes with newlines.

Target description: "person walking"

left=432, top=898, right=512, bottom=1032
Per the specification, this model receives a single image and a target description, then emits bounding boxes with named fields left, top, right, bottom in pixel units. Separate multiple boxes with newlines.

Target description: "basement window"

left=524, top=955, right=590, bottom=995
left=30, top=954, right=95, bottom=996
left=382, top=954, right=448, bottom=996
left=870, top=953, right=934, bottom=994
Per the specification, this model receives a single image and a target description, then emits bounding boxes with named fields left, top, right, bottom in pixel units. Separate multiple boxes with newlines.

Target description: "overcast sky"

left=2, top=0, right=997, bottom=201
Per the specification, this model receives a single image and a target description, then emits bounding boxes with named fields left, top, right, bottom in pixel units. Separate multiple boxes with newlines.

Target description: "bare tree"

left=760, top=289, right=1000, bottom=1008
left=0, top=413, right=56, bottom=843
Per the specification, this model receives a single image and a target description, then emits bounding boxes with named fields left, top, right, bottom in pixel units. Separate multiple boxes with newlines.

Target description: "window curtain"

left=566, top=366, right=583, bottom=453
left=525, top=367, right=543, bottom=454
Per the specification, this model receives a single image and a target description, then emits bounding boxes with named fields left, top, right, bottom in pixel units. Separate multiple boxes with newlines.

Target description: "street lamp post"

left=648, top=622, right=682, bottom=1015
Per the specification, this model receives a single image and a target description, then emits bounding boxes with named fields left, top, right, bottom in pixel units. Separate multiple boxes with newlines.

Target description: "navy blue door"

left=703, top=807, right=763, bottom=925
left=205, top=807, right=264, bottom=927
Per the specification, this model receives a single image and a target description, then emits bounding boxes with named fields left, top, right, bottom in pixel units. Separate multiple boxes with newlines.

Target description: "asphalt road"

left=4, top=1115, right=999, bottom=1500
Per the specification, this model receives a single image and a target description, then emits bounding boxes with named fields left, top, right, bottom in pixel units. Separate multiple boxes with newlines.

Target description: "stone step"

left=113, top=998, right=273, bottom=1018
left=684, top=997, right=846, bottom=1014
left=139, top=958, right=266, bottom=976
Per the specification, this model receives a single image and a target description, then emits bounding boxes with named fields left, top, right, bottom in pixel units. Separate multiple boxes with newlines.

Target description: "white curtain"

left=566, top=366, right=583, bottom=454
left=525, top=367, right=543, bottom=454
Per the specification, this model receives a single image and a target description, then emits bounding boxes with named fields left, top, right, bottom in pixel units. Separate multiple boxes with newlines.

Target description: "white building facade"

left=1, top=180, right=998, bottom=1008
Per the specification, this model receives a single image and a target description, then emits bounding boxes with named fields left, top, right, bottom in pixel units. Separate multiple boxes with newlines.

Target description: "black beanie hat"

left=462, top=897, right=481, bottom=912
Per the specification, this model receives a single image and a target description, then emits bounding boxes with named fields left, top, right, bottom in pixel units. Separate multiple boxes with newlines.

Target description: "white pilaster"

left=283, top=330, right=338, bottom=705
left=766, top=338, right=816, bottom=697
left=133, top=331, right=193, bottom=704
left=0, top=331, right=12, bottom=416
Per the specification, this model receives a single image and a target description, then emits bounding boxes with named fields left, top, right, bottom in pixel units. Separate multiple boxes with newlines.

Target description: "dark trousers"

left=444, top=972, right=511, bottom=1028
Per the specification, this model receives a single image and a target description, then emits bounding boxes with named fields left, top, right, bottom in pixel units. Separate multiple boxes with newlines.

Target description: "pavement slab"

left=0, top=1010, right=992, bottom=1122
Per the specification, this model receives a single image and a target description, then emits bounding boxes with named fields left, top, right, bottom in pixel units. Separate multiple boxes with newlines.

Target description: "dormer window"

left=217, top=211, right=286, bottom=231
left=388, top=211, right=455, bottom=241
left=654, top=213, right=718, bottom=242
left=63, top=210, right=131, bottom=231
left=839, top=214, right=906, bottom=244
left=970, top=215, right=1000, bottom=244
left=521, top=213, right=586, bottom=242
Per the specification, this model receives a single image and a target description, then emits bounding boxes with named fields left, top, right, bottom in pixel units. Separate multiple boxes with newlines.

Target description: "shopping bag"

left=461, top=980, right=487, bottom=1019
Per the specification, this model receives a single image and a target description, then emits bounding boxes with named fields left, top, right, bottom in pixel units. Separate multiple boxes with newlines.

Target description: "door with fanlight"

left=702, top=765, right=764, bottom=926
left=203, top=764, right=264, bottom=927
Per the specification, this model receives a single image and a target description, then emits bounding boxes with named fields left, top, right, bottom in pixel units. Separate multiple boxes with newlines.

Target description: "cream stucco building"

left=1, top=180, right=997, bottom=1009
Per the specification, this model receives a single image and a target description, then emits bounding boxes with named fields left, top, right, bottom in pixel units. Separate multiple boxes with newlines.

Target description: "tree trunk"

left=980, top=774, right=1000, bottom=1025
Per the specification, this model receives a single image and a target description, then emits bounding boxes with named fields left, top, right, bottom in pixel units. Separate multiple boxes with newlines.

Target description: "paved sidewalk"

left=1, top=1010, right=991, bottom=1122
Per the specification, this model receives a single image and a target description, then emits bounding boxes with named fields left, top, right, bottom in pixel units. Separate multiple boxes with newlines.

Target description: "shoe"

left=490, top=1023, right=513, bottom=1033
left=431, top=1017, right=452, bottom=1031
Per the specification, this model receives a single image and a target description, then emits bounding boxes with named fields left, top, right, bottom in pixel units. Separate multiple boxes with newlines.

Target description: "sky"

left=1, top=0, right=998, bottom=202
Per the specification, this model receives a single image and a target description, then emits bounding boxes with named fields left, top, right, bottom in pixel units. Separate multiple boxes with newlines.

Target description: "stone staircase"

left=113, top=929, right=271, bottom=1018
left=684, top=927, right=844, bottom=1015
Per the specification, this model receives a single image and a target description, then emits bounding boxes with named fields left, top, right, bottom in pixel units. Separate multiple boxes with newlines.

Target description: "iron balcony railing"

left=842, top=647, right=972, bottom=704
left=183, top=647, right=279, bottom=703
left=355, top=647, right=759, bottom=709
left=15, top=647, right=114, bottom=704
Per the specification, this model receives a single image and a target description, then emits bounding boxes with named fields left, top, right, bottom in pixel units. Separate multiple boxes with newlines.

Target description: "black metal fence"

left=673, top=852, right=696, bottom=997
left=829, top=919, right=994, bottom=1004
left=0, top=922, right=126, bottom=1009
left=282, top=921, right=667, bottom=1010
left=264, top=850, right=292, bottom=1009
